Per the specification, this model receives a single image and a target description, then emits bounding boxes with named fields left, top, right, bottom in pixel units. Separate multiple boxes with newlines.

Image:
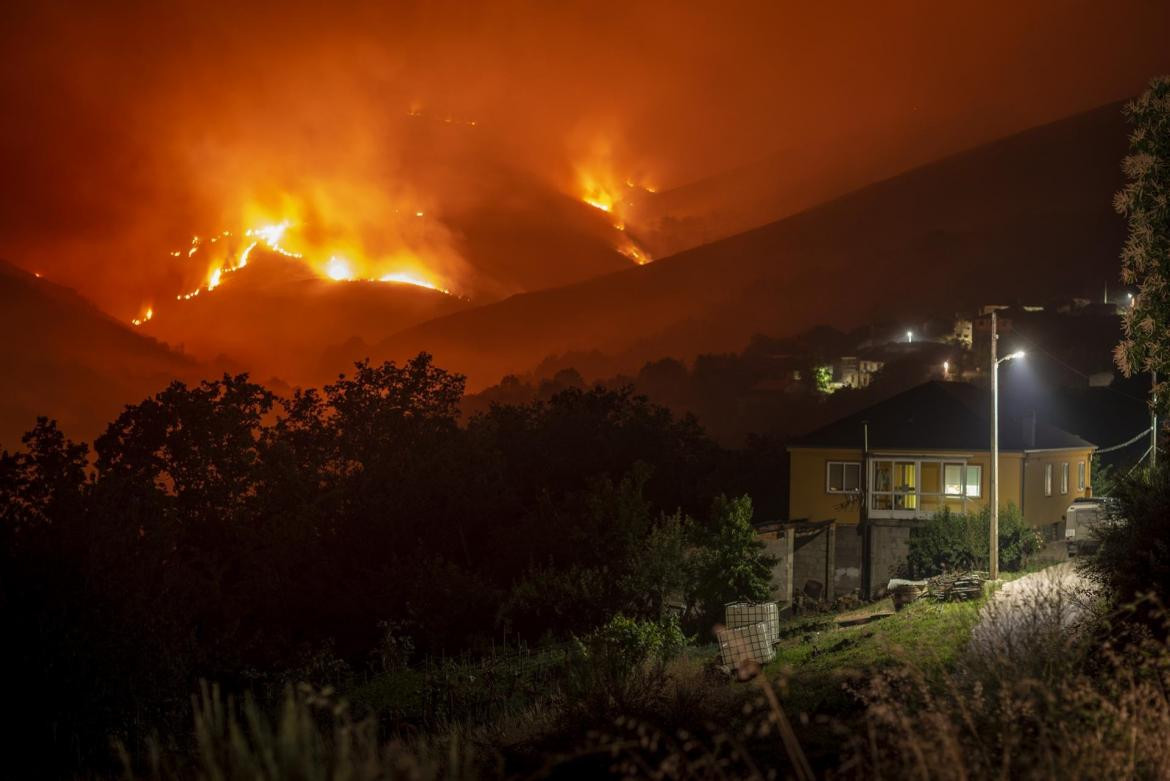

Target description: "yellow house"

left=788, top=382, right=1096, bottom=534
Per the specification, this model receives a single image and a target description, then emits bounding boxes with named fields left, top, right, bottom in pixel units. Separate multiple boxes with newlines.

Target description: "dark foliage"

left=904, top=505, right=1043, bottom=577
left=1092, top=461, right=1170, bottom=620
left=0, top=353, right=744, bottom=775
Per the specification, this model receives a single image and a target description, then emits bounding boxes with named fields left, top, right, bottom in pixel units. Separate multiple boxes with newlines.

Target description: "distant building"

left=951, top=317, right=973, bottom=349
left=823, top=356, right=884, bottom=390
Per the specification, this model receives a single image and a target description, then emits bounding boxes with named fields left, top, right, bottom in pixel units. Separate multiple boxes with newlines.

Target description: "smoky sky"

left=2, top=0, right=1168, bottom=317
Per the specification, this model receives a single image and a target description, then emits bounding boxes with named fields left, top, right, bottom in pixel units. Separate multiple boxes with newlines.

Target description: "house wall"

left=959, top=451, right=1024, bottom=516
left=788, top=447, right=862, bottom=524
left=1022, top=448, right=1093, bottom=530
left=788, top=447, right=1026, bottom=524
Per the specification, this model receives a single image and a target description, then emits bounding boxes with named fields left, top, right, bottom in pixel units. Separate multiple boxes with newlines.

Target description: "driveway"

left=968, top=563, right=1098, bottom=663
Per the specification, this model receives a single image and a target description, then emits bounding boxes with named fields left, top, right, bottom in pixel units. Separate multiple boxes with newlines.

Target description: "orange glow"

left=325, top=256, right=354, bottom=281
left=130, top=307, right=153, bottom=327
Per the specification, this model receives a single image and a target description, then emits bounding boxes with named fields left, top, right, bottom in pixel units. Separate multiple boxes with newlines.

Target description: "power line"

left=1096, top=427, right=1153, bottom=454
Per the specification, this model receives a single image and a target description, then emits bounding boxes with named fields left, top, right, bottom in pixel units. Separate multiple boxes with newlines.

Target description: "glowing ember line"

left=378, top=271, right=449, bottom=294
left=131, top=307, right=153, bottom=327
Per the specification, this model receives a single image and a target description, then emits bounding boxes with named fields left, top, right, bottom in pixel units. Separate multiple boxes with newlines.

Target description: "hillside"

left=361, top=102, right=1130, bottom=388
left=139, top=248, right=470, bottom=386
left=0, top=260, right=198, bottom=446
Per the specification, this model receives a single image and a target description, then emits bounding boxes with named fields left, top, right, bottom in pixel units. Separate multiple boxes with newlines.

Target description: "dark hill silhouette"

left=361, top=102, right=1129, bottom=388
left=0, top=260, right=198, bottom=446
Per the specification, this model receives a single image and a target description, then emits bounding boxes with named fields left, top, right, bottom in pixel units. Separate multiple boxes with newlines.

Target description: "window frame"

left=1078, top=461, right=1086, bottom=491
left=965, top=464, right=983, bottom=498
left=826, top=460, right=861, bottom=494
left=1044, top=463, right=1053, bottom=496
left=1061, top=462, right=1070, bottom=495
left=943, top=462, right=965, bottom=497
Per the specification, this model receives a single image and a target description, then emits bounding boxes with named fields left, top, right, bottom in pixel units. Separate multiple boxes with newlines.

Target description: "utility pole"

left=861, top=421, right=870, bottom=598
left=989, top=311, right=999, bottom=581
left=988, top=310, right=1024, bottom=581
left=1153, top=369, right=1159, bottom=470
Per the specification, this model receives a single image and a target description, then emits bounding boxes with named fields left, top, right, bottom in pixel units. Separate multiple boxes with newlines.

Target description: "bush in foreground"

left=905, top=504, right=1043, bottom=577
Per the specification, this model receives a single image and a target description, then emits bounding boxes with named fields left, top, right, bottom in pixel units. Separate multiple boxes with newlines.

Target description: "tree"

left=1115, top=76, right=1170, bottom=415
left=1090, top=462, right=1170, bottom=631
left=686, top=494, right=776, bottom=633
left=0, top=418, right=88, bottom=535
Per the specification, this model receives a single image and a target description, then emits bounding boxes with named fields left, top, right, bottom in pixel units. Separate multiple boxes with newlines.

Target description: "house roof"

left=790, top=381, right=1095, bottom=452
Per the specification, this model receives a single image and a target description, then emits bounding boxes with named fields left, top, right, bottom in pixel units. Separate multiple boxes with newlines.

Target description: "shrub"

left=905, top=504, right=1043, bottom=577
left=843, top=599, right=1170, bottom=780
left=561, top=614, right=687, bottom=714
left=119, top=681, right=486, bottom=780
left=1090, top=461, right=1170, bottom=618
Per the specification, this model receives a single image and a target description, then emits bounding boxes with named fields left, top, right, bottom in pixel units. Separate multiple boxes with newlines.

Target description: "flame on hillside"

left=575, top=165, right=656, bottom=266
left=132, top=214, right=455, bottom=326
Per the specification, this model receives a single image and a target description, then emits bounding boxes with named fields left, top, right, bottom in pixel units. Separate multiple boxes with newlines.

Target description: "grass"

left=766, top=595, right=982, bottom=716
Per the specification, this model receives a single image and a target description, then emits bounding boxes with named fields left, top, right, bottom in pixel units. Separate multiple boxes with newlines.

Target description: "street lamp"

left=990, top=306, right=1024, bottom=581
left=906, top=330, right=913, bottom=343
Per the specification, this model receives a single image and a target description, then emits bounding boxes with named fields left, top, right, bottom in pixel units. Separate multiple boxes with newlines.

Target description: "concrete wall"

left=834, top=525, right=863, bottom=594
left=758, top=521, right=909, bottom=603
left=869, top=522, right=912, bottom=594
left=758, top=529, right=792, bottom=603
left=793, top=528, right=829, bottom=598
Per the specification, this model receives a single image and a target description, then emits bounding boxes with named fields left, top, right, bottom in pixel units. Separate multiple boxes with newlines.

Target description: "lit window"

left=965, top=465, right=982, bottom=498
left=1078, top=462, right=1086, bottom=491
left=1061, top=463, right=1069, bottom=495
left=1044, top=463, right=1053, bottom=496
left=827, top=461, right=861, bottom=493
left=943, top=463, right=964, bottom=496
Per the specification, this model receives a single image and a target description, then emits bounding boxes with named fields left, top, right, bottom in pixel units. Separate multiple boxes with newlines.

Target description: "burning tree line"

left=0, top=353, right=774, bottom=774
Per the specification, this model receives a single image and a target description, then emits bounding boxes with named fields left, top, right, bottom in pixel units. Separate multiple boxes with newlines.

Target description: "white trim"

left=867, top=456, right=975, bottom=520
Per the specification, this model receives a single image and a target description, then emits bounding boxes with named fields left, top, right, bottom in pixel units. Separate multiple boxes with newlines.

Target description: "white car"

left=1064, top=497, right=1120, bottom=557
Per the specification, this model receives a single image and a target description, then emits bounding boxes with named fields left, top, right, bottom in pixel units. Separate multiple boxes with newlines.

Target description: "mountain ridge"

left=358, top=101, right=1129, bottom=388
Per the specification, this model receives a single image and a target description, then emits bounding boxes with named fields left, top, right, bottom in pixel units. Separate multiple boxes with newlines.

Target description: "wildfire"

left=576, top=165, right=657, bottom=266
left=133, top=217, right=455, bottom=326
left=618, top=241, right=651, bottom=266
